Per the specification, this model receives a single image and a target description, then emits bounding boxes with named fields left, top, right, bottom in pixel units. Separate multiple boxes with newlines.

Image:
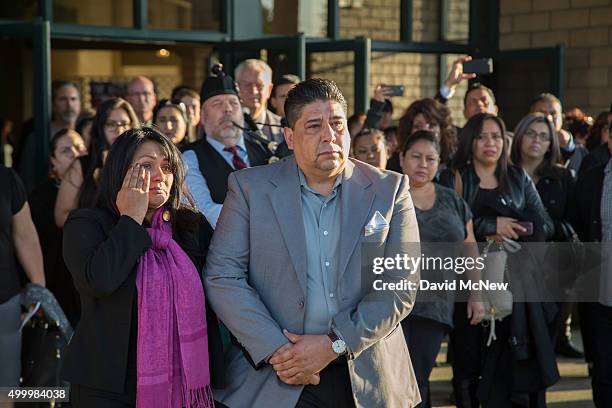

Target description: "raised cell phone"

left=463, top=58, right=493, bottom=75
left=516, top=221, right=533, bottom=236
left=382, top=85, right=405, bottom=97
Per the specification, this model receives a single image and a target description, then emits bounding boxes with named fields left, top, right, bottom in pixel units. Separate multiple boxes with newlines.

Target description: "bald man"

left=126, top=76, right=157, bottom=125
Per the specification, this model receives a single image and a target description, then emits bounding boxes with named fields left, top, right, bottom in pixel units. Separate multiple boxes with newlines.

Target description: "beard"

left=60, top=110, right=79, bottom=124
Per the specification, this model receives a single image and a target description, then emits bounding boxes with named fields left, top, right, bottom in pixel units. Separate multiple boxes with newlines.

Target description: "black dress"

left=62, top=207, right=226, bottom=407
left=29, top=178, right=80, bottom=325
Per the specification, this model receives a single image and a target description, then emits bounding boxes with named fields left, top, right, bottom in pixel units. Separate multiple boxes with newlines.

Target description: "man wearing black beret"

left=182, top=65, right=270, bottom=228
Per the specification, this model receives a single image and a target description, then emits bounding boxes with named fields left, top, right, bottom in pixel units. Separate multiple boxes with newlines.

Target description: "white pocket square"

left=364, top=211, right=389, bottom=236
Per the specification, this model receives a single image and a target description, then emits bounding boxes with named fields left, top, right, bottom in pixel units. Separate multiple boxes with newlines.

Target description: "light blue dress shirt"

left=298, top=169, right=343, bottom=335
left=183, top=134, right=250, bottom=229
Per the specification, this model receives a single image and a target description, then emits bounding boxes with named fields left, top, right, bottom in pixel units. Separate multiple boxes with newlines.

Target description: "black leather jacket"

left=439, top=164, right=554, bottom=241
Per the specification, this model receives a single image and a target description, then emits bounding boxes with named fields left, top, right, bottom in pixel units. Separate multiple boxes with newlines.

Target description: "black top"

left=535, top=167, right=576, bottom=242
left=412, top=184, right=472, bottom=327
left=578, top=142, right=610, bottom=176
left=415, top=184, right=472, bottom=243
left=571, top=162, right=606, bottom=242
left=61, top=208, right=225, bottom=393
left=29, top=178, right=80, bottom=325
left=0, top=166, right=27, bottom=304
left=471, top=187, right=501, bottom=226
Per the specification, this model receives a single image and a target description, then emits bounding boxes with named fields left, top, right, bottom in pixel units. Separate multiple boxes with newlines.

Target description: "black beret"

left=200, top=64, right=239, bottom=103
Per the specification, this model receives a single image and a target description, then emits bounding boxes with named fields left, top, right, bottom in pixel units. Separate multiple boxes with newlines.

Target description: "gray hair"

left=234, top=59, right=273, bottom=85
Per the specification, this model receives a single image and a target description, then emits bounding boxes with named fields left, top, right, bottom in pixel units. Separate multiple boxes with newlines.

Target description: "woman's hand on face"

left=496, top=217, right=526, bottom=240
left=116, top=164, right=150, bottom=225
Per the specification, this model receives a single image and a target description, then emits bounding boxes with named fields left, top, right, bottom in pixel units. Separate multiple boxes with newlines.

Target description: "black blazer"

left=571, top=163, right=606, bottom=242
left=535, top=166, right=576, bottom=242
left=61, top=208, right=225, bottom=393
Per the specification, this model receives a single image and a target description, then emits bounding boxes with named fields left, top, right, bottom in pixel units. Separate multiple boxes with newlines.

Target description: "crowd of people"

left=1, top=55, right=612, bottom=408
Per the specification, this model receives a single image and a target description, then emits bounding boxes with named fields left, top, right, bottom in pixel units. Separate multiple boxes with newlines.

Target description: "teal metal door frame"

left=0, top=18, right=51, bottom=179
left=217, top=34, right=307, bottom=81
left=306, top=38, right=372, bottom=114
left=492, top=44, right=566, bottom=103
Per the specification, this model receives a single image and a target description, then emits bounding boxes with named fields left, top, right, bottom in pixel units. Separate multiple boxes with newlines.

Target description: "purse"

left=452, top=170, right=514, bottom=345
left=20, top=314, right=68, bottom=388
left=481, top=238, right=515, bottom=345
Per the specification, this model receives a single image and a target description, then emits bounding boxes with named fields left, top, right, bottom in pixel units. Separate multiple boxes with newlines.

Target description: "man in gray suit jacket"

left=204, top=78, right=421, bottom=408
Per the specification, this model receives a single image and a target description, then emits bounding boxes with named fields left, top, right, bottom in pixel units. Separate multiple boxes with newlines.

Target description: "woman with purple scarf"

left=62, top=127, right=226, bottom=407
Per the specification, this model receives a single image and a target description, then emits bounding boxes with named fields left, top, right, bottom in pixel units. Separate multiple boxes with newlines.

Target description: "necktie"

left=224, top=146, right=247, bottom=171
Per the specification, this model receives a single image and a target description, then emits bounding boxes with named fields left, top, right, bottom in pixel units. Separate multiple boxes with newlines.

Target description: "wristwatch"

left=328, top=330, right=347, bottom=355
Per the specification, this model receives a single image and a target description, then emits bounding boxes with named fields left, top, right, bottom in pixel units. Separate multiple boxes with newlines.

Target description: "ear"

left=284, top=127, right=295, bottom=150
left=264, top=83, right=274, bottom=100
left=493, top=105, right=499, bottom=116
left=269, top=95, right=277, bottom=110
left=199, top=105, right=206, bottom=127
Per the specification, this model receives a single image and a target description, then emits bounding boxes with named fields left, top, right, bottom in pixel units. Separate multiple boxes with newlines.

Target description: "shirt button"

left=325, top=261, right=330, bottom=267
left=323, top=230, right=329, bottom=236
left=298, top=300, right=304, bottom=308
left=329, top=293, right=335, bottom=298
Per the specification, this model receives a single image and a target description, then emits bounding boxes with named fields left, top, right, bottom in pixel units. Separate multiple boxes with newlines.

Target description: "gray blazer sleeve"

left=203, top=172, right=289, bottom=367
left=332, top=175, right=421, bottom=359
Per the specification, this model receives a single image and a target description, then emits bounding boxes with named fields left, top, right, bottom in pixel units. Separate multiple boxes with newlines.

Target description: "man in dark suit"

left=183, top=66, right=269, bottom=228
left=571, top=140, right=612, bottom=407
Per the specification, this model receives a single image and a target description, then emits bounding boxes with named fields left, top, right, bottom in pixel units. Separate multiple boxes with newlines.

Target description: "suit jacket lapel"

left=268, top=157, right=308, bottom=295
left=338, top=160, right=375, bottom=280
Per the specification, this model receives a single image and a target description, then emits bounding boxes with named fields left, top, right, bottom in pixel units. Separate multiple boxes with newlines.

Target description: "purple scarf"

left=135, top=207, right=214, bottom=408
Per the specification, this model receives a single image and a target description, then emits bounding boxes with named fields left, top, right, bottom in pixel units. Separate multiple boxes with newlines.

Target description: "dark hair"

left=152, top=99, right=193, bottom=145
left=80, top=98, right=139, bottom=208
left=452, top=113, right=510, bottom=193
left=564, top=108, right=591, bottom=142
left=351, top=128, right=385, bottom=150
left=52, top=80, right=80, bottom=102
left=172, top=86, right=200, bottom=101
left=398, top=98, right=456, bottom=165
left=50, top=128, right=71, bottom=156
left=383, top=125, right=398, bottom=141
left=347, top=112, right=366, bottom=136
left=75, top=109, right=95, bottom=145
left=400, top=130, right=441, bottom=156
left=272, top=74, right=301, bottom=97
left=284, top=78, right=347, bottom=128
left=510, top=113, right=561, bottom=178
left=97, top=127, right=197, bottom=235
left=586, top=111, right=610, bottom=151
left=463, top=83, right=496, bottom=108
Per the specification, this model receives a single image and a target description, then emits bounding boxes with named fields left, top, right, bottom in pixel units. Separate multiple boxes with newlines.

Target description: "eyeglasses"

left=524, top=129, right=551, bottom=142
left=105, top=121, right=132, bottom=132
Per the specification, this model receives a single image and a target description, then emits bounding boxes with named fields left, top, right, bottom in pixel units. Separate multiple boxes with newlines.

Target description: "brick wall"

left=308, top=0, right=470, bottom=126
left=500, top=0, right=612, bottom=116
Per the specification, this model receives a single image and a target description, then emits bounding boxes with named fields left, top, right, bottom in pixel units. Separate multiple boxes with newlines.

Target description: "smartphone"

left=463, top=58, right=493, bottom=75
left=517, top=221, right=533, bottom=236
left=382, top=85, right=405, bottom=97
